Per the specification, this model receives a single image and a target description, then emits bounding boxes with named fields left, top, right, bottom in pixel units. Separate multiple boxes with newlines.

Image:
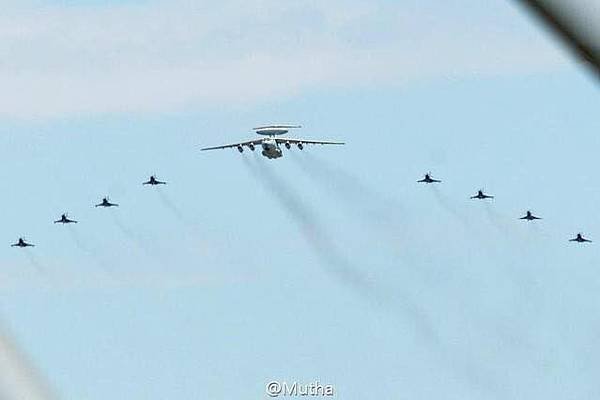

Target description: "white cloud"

left=0, top=0, right=565, bottom=119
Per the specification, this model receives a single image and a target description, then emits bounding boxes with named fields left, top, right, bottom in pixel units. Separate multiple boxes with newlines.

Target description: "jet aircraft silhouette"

left=417, top=173, right=441, bottom=184
left=11, top=238, right=34, bottom=248
left=569, top=233, right=592, bottom=243
left=520, top=210, right=542, bottom=221
left=143, top=175, right=167, bottom=186
left=95, top=197, right=119, bottom=208
left=54, top=213, right=78, bottom=224
left=470, top=190, right=494, bottom=200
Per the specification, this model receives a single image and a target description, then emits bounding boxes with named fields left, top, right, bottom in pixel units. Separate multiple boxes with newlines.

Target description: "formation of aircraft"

left=201, top=125, right=345, bottom=159
left=418, top=174, right=589, bottom=243
left=95, top=197, right=119, bottom=208
left=8, top=124, right=594, bottom=248
left=54, top=214, right=78, bottom=224
left=3, top=5, right=598, bottom=399
left=143, top=175, right=167, bottom=186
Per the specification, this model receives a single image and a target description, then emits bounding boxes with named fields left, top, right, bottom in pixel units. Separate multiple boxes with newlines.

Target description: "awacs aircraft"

left=570, top=233, right=592, bottom=243
left=520, top=210, right=542, bottom=221
left=418, top=173, right=441, bottom=184
left=143, top=175, right=167, bottom=185
left=54, top=213, right=78, bottom=224
left=201, top=125, right=345, bottom=159
left=470, top=190, right=494, bottom=200
left=11, top=238, right=34, bottom=248
left=95, top=197, right=119, bottom=208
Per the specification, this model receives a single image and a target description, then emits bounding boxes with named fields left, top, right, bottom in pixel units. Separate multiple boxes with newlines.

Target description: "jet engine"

left=237, top=145, right=243, bottom=153
left=297, top=142, right=304, bottom=150
left=248, top=144, right=255, bottom=151
left=285, top=142, right=291, bottom=149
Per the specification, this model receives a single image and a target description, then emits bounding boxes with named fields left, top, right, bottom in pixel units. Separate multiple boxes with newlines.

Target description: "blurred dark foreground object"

left=0, top=328, right=56, bottom=400
left=515, top=0, right=600, bottom=80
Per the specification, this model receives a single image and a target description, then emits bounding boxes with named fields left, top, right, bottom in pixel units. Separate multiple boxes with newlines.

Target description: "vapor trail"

left=431, top=186, right=471, bottom=229
left=66, top=225, right=115, bottom=277
left=483, top=203, right=528, bottom=245
left=109, top=210, right=156, bottom=264
left=24, top=250, right=46, bottom=275
left=293, top=151, right=403, bottom=209
left=289, top=151, right=409, bottom=233
left=156, top=187, right=196, bottom=229
left=247, top=155, right=517, bottom=398
left=243, top=154, right=439, bottom=343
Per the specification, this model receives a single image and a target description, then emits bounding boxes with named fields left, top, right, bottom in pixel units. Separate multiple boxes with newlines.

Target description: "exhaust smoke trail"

left=483, top=203, right=529, bottom=245
left=245, top=155, right=512, bottom=398
left=66, top=225, right=115, bottom=277
left=431, top=186, right=471, bottom=229
left=24, top=250, right=46, bottom=275
left=289, top=151, right=411, bottom=236
left=109, top=210, right=157, bottom=265
left=156, top=187, right=186, bottom=222
left=285, top=154, right=519, bottom=397
left=155, top=187, right=199, bottom=231
left=242, top=154, right=439, bottom=343
left=291, top=151, right=404, bottom=213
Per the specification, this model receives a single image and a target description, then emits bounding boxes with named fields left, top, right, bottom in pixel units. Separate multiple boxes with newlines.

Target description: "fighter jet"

left=201, top=125, right=344, bottom=159
left=143, top=175, right=167, bottom=186
left=520, top=210, right=542, bottom=221
left=569, top=233, right=592, bottom=243
left=11, top=238, right=34, bottom=248
left=54, top=213, right=78, bottom=224
left=417, top=173, right=441, bottom=184
left=95, top=197, right=119, bottom=208
left=470, top=190, right=494, bottom=200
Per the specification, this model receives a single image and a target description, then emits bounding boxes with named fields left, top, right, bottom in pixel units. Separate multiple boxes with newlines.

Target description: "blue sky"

left=0, top=1, right=599, bottom=399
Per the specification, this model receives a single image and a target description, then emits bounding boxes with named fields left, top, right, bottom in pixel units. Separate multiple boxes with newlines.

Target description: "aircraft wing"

left=274, top=138, right=345, bottom=145
left=201, top=139, right=263, bottom=151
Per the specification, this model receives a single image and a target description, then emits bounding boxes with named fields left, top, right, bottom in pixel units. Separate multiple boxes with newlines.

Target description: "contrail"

left=0, top=324, right=57, bottom=400
left=109, top=210, right=157, bottom=264
left=24, top=250, right=46, bottom=276
left=289, top=151, right=408, bottom=233
left=246, top=155, right=513, bottom=398
left=243, top=154, right=439, bottom=343
left=290, top=151, right=403, bottom=208
left=431, top=186, right=471, bottom=229
left=481, top=203, right=537, bottom=294
left=483, top=203, right=528, bottom=245
left=155, top=186, right=198, bottom=230
left=66, top=225, right=116, bottom=277
left=247, top=154, right=520, bottom=398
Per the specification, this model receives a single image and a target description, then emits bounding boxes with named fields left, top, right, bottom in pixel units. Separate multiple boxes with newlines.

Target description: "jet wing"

left=274, top=137, right=345, bottom=145
left=201, top=139, right=263, bottom=151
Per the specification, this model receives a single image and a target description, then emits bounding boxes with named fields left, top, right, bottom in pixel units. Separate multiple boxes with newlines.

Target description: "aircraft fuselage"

left=261, top=138, right=283, bottom=159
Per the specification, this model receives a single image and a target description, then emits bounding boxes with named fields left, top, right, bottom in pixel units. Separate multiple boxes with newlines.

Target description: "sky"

left=0, top=0, right=599, bottom=399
